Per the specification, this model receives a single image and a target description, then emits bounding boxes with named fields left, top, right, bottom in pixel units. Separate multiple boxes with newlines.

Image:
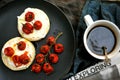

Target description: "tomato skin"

left=22, top=23, right=33, bottom=34
left=19, top=52, right=30, bottom=64
left=35, top=53, right=45, bottom=64
left=12, top=55, right=22, bottom=67
left=31, top=63, right=42, bottom=73
left=34, top=20, right=42, bottom=30
left=25, top=12, right=35, bottom=22
left=40, top=45, right=50, bottom=55
left=49, top=53, right=59, bottom=64
left=54, top=43, right=64, bottom=53
left=43, top=62, right=54, bottom=75
left=17, top=41, right=26, bottom=50
left=4, top=47, right=14, bottom=57
left=46, top=36, right=56, bottom=45
left=12, top=52, right=30, bottom=67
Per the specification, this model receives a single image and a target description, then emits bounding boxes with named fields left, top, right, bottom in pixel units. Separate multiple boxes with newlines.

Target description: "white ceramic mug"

left=83, top=15, right=120, bottom=60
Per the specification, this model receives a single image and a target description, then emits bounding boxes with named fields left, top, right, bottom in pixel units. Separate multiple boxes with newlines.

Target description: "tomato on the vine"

left=54, top=43, right=64, bottom=53
left=46, top=36, right=56, bottom=45
left=40, top=45, right=50, bottom=55
left=43, top=62, right=54, bottom=75
left=31, top=63, right=42, bottom=73
left=35, top=53, right=45, bottom=64
left=49, top=53, right=59, bottom=64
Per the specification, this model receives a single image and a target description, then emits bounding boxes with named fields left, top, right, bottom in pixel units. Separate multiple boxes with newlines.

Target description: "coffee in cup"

left=83, top=15, right=120, bottom=60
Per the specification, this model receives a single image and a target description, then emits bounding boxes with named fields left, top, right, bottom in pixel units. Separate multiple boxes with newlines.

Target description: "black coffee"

left=87, top=26, right=116, bottom=55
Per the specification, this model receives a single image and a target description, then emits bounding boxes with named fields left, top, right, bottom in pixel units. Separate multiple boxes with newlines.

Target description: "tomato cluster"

left=31, top=32, right=64, bottom=75
left=4, top=41, right=30, bottom=67
left=22, top=12, right=42, bottom=34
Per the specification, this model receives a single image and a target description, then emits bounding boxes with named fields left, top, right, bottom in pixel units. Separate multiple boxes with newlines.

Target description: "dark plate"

left=0, top=0, right=75, bottom=80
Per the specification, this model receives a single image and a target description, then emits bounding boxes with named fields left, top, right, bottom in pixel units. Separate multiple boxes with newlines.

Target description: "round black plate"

left=0, top=0, right=75, bottom=80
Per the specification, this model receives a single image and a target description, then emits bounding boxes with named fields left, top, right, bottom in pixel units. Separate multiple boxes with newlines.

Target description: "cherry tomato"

left=17, top=41, right=26, bottom=50
left=35, top=53, right=45, bottom=64
left=54, top=43, right=64, bottom=53
left=22, top=23, right=33, bottom=34
left=49, top=53, right=59, bottom=64
left=46, top=36, right=56, bottom=45
left=31, top=63, right=42, bottom=73
left=4, top=47, right=14, bottom=57
left=40, top=45, right=50, bottom=55
left=25, top=12, right=35, bottom=22
left=12, top=55, right=22, bottom=67
left=43, top=62, right=54, bottom=75
left=33, top=20, right=42, bottom=30
left=19, top=52, right=30, bottom=64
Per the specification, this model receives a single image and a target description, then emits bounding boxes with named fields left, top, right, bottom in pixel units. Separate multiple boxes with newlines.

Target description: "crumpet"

left=1, top=37, right=35, bottom=71
left=17, top=8, right=50, bottom=41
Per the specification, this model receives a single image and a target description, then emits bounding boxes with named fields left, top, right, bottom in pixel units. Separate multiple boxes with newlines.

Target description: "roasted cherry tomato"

left=33, top=20, right=42, bottom=30
left=12, top=55, right=22, bottom=67
left=22, top=23, right=33, bottom=34
left=43, top=62, right=54, bottom=75
left=17, top=41, right=26, bottom=50
left=49, top=53, right=59, bottom=64
left=31, top=63, right=42, bottom=73
left=19, top=52, right=30, bottom=64
left=54, top=43, right=64, bottom=53
left=46, top=36, right=56, bottom=45
left=25, top=12, right=35, bottom=22
left=35, top=53, right=45, bottom=64
left=4, top=47, right=14, bottom=57
left=40, top=45, right=50, bottom=55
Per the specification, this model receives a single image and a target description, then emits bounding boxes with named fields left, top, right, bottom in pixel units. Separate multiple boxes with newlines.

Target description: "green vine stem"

left=44, top=32, right=63, bottom=63
left=50, top=32, right=63, bottom=49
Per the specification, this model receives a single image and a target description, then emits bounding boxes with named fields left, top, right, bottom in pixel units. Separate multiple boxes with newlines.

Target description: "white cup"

left=83, top=15, right=120, bottom=60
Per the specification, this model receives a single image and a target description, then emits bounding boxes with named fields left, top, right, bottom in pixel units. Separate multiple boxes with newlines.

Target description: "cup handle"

left=84, top=15, right=94, bottom=27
